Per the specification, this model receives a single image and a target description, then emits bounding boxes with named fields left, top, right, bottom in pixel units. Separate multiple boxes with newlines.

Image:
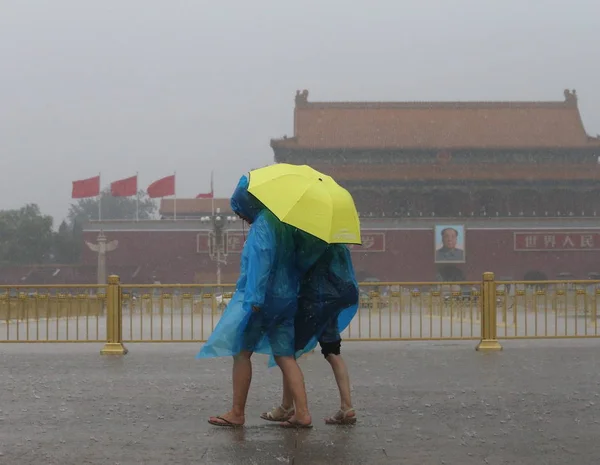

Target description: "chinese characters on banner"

left=514, top=232, right=600, bottom=251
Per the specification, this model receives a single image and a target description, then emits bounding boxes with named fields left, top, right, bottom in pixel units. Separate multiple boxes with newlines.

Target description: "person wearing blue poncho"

left=261, top=232, right=360, bottom=426
left=198, top=175, right=313, bottom=428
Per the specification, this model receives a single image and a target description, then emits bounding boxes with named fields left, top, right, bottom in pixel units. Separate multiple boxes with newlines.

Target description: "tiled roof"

left=271, top=89, right=600, bottom=150
left=312, top=163, right=600, bottom=182
left=159, top=198, right=232, bottom=215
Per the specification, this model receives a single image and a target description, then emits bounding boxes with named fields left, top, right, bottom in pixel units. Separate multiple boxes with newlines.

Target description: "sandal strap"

left=280, top=405, right=295, bottom=414
left=325, top=408, right=357, bottom=424
left=265, top=405, right=294, bottom=420
left=336, top=408, right=355, bottom=419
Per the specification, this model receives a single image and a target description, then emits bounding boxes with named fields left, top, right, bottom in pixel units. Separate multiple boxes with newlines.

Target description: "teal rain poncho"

left=294, top=243, right=359, bottom=354
left=267, top=233, right=360, bottom=366
left=196, top=175, right=300, bottom=359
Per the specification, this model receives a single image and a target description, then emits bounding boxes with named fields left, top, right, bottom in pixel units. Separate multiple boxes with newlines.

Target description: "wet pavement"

left=1, top=340, right=600, bottom=464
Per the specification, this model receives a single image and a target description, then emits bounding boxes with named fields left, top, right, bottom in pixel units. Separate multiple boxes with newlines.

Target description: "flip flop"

left=280, top=419, right=313, bottom=429
left=260, top=405, right=295, bottom=422
left=324, top=408, right=357, bottom=425
left=208, top=416, right=244, bottom=428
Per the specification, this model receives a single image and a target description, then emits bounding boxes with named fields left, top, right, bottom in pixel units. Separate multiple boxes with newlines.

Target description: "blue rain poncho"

left=197, top=175, right=300, bottom=359
left=267, top=233, right=360, bottom=366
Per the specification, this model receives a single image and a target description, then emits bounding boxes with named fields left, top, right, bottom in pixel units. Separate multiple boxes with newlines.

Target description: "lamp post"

left=200, top=208, right=237, bottom=286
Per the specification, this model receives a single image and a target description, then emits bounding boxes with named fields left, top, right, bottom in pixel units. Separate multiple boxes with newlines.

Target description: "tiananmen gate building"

left=7, top=89, right=600, bottom=285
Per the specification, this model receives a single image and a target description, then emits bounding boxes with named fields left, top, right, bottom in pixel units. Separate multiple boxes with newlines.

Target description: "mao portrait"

left=434, top=225, right=466, bottom=263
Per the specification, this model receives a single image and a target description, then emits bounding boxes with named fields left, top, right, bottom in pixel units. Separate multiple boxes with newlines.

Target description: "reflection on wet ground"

left=1, top=340, right=600, bottom=464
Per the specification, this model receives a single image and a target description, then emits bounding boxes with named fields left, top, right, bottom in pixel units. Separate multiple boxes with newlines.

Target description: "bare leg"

left=209, top=350, right=253, bottom=426
left=259, top=374, right=294, bottom=421
left=281, top=372, right=294, bottom=410
left=324, top=353, right=356, bottom=424
left=326, top=354, right=353, bottom=411
left=275, top=356, right=312, bottom=426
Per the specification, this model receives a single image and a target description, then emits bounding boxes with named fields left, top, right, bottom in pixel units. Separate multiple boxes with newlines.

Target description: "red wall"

left=81, top=231, right=241, bottom=284
left=82, top=228, right=600, bottom=284
left=351, top=229, right=600, bottom=281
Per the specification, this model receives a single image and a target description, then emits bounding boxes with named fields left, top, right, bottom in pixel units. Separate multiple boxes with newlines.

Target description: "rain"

left=1, top=1, right=600, bottom=463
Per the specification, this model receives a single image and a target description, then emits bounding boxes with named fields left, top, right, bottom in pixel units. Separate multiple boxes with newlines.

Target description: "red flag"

left=195, top=171, right=214, bottom=199
left=147, top=175, right=175, bottom=198
left=111, top=175, right=138, bottom=197
left=72, top=176, right=100, bottom=199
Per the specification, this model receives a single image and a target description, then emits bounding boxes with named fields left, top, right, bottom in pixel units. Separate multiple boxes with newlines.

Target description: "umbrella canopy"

left=247, top=163, right=361, bottom=245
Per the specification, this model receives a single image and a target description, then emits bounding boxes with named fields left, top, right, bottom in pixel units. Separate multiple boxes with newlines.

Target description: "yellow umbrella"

left=247, top=163, right=361, bottom=245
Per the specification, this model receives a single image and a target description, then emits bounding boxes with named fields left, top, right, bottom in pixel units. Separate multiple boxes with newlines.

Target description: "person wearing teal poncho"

left=198, top=175, right=312, bottom=428
left=261, top=232, right=360, bottom=425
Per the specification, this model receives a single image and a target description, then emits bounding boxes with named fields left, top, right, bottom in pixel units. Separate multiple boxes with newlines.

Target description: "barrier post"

left=476, top=272, right=502, bottom=351
left=100, top=275, right=128, bottom=355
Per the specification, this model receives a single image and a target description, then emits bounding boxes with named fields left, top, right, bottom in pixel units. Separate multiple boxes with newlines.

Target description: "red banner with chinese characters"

left=514, top=232, right=600, bottom=251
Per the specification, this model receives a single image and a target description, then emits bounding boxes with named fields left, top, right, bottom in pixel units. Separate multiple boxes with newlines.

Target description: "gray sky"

left=1, top=0, right=599, bottom=223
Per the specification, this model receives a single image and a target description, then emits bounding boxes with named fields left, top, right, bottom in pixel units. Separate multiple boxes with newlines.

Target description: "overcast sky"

left=1, top=0, right=599, bottom=223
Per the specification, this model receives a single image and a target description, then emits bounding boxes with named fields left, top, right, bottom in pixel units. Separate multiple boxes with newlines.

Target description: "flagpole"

left=98, top=172, right=102, bottom=221
left=173, top=171, right=177, bottom=221
left=135, top=171, right=139, bottom=222
left=211, top=170, right=215, bottom=216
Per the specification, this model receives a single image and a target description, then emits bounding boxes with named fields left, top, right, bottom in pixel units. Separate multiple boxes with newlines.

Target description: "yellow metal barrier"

left=100, top=275, right=127, bottom=355
left=494, top=277, right=600, bottom=339
left=0, top=284, right=106, bottom=342
left=117, top=281, right=483, bottom=343
left=3, top=272, right=600, bottom=352
left=119, top=283, right=235, bottom=343
left=476, top=272, right=502, bottom=351
left=347, top=281, right=482, bottom=341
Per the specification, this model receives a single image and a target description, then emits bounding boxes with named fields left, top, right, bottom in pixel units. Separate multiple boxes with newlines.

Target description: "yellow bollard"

left=100, top=275, right=128, bottom=355
left=476, top=272, right=502, bottom=352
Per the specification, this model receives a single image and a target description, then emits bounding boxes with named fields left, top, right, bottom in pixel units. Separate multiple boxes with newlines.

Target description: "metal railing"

left=118, top=281, right=483, bottom=343
left=0, top=284, right=106, bottom=343
left=346, top=281, right=482, bottom=341
left=120, top=283, right=236, bottom=343
left=2, top=273, right=600, bottom=353
left=494, top=279, right=599, bottom=339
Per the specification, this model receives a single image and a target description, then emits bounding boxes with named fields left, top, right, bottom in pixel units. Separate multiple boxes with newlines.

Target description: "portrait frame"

left=434, top=224, right=466, bottom=263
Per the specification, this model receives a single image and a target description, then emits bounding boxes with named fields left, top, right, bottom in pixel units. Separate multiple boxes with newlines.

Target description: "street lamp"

left=200, top=208, right=237, bottom=285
